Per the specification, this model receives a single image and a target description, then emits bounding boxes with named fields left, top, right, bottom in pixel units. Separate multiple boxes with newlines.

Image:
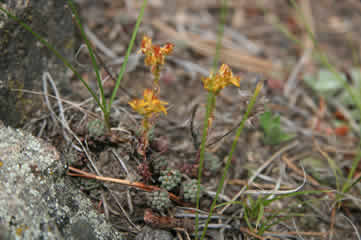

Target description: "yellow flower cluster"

left=129, top=89, right=168, bottom=118
left=139, top=36, right=174, bottom=74
left=202, top=64, right=241, bottom=94
left=129, top=36, right=172, bottom=152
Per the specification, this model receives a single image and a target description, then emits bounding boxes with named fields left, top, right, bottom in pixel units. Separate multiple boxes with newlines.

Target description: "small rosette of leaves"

left=147, top=190, right=171, bottom=211
left=158, top=169, right=181, bottom=191
left=204, top=152, right=222, bottom=174
left=87, top=119, right=105, bottom=137
left=152, top=157, right=168, bottom=174
left=182, top=179, right=203, bottom=203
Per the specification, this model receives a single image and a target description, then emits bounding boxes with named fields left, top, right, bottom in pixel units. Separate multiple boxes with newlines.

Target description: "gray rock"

left=0, top=121, right=122, bottom=239
left=0, top=0, right=75, bottom=127
left=135, top=226, right=173, bottom=240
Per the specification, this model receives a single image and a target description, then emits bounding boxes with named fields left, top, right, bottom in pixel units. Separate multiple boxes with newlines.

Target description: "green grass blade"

left=0, top=6, right=105, bottom=112
left=200, top=82, right=263, bottom=239
left=273, top=18, right=302, bottom=46
left=255, top=203, right=264, bottom=229
left=342, top=149, right=361, bottom=193
left=243, top=202, right=253, bottom=230
left=66, top=0, right=106, bottom=112
left=195, top=92, right=215, bottom=239
left=108, top=0, right=148, bottom=111
left=195, top=1, right=228, bottom=238
left=214, top=190, right=327, bottom=209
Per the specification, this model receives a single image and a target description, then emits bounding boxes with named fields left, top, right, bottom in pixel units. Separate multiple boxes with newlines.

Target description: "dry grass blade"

left=10, top=88, right=99, bottom=118
left=152, top=19, right=281, bottom=76
left=342, top=214, right=361, bottom=240
left=219, top=140, right=299, bottom=214
left=284, top=0, right=314, bottom=97
left=243, top=163, right=306, bottom=195
left=264, top=230, right=328, bottom=238
left=282, top=154, right=321, bottom=187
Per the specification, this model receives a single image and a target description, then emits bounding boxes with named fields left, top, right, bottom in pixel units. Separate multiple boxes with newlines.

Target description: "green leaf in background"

left=303, top=68, right=345, bottom=94
left=303, top=68, right=361, bottom=101
left=259, top=110, right=295, bottom=145
left=304, top=68, right=361, bottom=121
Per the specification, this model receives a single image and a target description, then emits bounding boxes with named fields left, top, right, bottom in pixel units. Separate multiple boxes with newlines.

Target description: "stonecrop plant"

left=128, top=35, right=173, bottom=156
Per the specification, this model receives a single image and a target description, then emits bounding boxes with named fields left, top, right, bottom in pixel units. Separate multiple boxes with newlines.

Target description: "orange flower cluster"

left=202, top=64, right=241, bottom=94
left=128, top=89, right=168, bottom=119
left=139, top=36, right=174, bottom=74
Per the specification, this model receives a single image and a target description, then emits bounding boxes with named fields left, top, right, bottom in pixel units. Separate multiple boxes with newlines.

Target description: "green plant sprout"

left=243, top=195, right=297, bottom=235
left=182, top=179, right=203, bottom=203
left=158, top=169, right=182, bottom=191
left=147, top=190, right=171, bottom=212
left=0, top=0, right=149, bottom=131
left=259, top=110, right=295, bottom=145
left=215, top=190, right=325, bottom=236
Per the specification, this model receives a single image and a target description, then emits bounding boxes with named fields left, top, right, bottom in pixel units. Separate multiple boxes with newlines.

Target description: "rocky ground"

left=1, top=0, right=361, bottom=239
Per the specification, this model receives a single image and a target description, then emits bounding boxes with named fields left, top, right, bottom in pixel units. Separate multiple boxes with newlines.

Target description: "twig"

left=281, top=154, right=320, bottom=187
left=264, top=230, right=328, bottom=238
left=11, top=88, right=99, bottom=118
left=42, top=72, right=71, bottom=144
left=239, top=227, right=265, bottom=240
left=243, top=163, right=306, bottom=195
left=227, top=179, right=296, bottom=190
left=329, top=206, right=336, bottom=240
left=67, top=166, right=186, bottom=205
left=342, top=214, right=361, bottom=240
left=144, top=208, right=195, bottom=232
left=219, top=140, right=299, bottom=214
left=204, top=190, right=231, bottom=202
left=101, top=193, right=109, bottom=220
left=111, top=149, right=130, bottom=176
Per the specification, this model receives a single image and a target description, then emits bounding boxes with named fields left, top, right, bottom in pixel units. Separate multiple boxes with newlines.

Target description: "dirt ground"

left=23, top=0, right=361, bottom=239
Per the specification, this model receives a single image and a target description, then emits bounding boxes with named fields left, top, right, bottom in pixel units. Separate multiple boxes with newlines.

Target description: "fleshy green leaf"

left=259, top=111, right=295, bottom=145
left=304, top=69, right=345, bottom=93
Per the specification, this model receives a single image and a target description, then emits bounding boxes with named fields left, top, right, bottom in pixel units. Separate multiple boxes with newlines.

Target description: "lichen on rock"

left=0, top=122, right=120, bottom=239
